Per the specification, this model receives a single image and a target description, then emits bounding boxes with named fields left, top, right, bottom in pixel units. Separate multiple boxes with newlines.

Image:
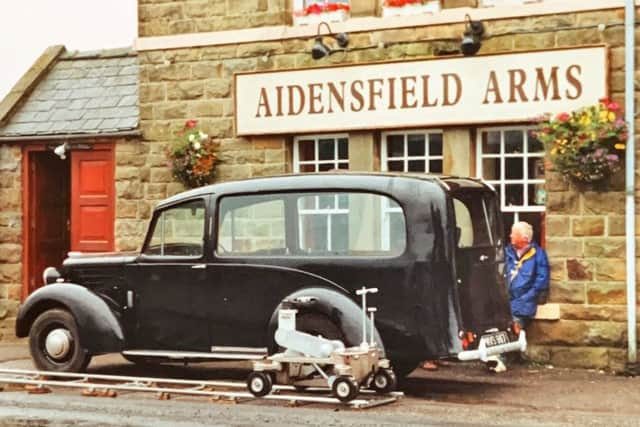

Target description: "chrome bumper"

left=457, top=331, right=527, bottom=362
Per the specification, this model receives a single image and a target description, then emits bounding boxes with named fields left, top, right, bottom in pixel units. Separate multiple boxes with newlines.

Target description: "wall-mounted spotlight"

left=312, top=21, right=349, bottom=60
left=460, top=14, right=485, bottom=56
left=53, top=142, right=69, bottom=160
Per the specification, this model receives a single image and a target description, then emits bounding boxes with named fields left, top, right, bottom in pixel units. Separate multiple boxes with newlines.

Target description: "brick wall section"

left=135, top=5, right=639, bottom=369
left=0, top=145, right=22, bottom=340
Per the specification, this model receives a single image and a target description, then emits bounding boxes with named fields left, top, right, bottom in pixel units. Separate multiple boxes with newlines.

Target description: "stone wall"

left=0, top=145, right=22, bottom=341
left=139, top=0, right=289, bottom=37
left=137, top=4, right=639, bottom=369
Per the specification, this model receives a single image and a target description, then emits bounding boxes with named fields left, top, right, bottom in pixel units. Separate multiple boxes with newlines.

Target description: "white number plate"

left=482, top=331, right=510, bottom=347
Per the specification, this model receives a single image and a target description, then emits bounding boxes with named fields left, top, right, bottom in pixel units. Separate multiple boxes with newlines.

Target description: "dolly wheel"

left=247, top=372, right=273, bottom=397
left=371, top=368, right=397, bottom=394
left=332, top=376, right=359, bottom=402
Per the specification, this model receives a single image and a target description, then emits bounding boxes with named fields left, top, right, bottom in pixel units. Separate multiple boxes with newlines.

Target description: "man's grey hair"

left=512, top=221, right=533, bottom=241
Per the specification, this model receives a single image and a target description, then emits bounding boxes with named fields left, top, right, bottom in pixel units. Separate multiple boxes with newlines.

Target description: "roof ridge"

left=0, top=45, right=65, bottom=126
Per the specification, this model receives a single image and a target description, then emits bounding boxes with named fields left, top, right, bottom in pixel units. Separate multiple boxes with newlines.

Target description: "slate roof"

left=0, top=47, right=138, bottom=137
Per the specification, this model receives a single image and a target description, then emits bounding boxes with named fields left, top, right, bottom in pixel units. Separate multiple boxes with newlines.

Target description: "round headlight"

left=43, top=267, right=61, bottom=285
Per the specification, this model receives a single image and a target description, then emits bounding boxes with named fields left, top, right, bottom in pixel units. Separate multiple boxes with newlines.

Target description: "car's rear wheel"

left=29, top=309, right=91, bottom=372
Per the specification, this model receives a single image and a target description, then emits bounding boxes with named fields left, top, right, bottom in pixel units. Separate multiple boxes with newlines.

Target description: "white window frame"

left=380, top=129, right=444, bottom=173
left=293, top=133, right=349, bottom=173
left=476, top=125, right=545, bottom=217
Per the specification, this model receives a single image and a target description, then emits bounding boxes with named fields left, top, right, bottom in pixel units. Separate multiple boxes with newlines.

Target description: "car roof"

left=156, top=172, right=489, bottom=209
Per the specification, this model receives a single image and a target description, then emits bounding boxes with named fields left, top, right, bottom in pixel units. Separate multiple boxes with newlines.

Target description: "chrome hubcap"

left=374, top=375, right=387, bottom=388
left=251, top=377, right=264, bottom=392
left=45, top=328, right=73, bottom=360
left=336, top=382, right=350, bottom=397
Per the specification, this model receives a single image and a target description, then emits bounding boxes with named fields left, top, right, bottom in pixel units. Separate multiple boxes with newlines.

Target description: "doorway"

left=22, top=143, right=115, bottom=299
left=26, top=149, right=70, bottom=296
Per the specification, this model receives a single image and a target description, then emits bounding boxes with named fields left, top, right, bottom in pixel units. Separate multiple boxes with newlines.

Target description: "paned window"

left=476, top=126, right=546, bottom=243
left=381, top=130, right=443, bottom=173
left=293, top=134, right=349, bottom=173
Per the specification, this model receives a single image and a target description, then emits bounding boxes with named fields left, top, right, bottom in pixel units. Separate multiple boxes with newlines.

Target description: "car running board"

left=123, top=347, right=269, bottom=361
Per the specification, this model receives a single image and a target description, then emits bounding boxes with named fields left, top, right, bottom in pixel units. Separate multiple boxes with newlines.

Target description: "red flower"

left=185, top=119, right=198, bottom=129
left=386, top=0, right=421, bottom=6
left=326, top=2, right=350, bottom=11
left=556, top=112, right=570, bottom=122
left=304, top=3, right=323, bottom=14
left=607, top=101, right=620, bottom=111
left=599, top=97, right=611, bottom=105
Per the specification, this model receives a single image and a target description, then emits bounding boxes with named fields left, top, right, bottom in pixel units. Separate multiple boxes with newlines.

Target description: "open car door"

left=447, top=179, right=512, bottom=335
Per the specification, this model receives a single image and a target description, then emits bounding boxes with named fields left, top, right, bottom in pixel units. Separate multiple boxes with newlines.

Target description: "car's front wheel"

left=29, top=309, right=91, bottom=372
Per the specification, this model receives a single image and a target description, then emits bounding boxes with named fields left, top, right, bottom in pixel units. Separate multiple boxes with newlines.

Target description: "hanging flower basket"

left=534, top=98, right=627, bottom=189
left=166, top=120, right=218, bottom=189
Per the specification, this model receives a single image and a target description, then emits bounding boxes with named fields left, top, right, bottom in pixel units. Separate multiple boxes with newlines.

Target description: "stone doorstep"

left=535, top=303, right=561, bottom=320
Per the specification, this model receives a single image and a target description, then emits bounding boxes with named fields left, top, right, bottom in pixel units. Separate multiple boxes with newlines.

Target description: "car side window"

left=297, top=192, right=405, bottom=256
left=217, top=192, right=406, bottom=257
left=144, top=200, right=206, bottom=257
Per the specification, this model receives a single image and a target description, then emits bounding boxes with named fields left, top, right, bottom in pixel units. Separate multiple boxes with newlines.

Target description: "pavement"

left=1, top=338, right=639, bottom=423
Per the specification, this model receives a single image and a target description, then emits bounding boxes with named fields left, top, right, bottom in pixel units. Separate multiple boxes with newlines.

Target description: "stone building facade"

left=133, top=0, right=639, bottom=370
left=1, top=0, right=637, bottom=371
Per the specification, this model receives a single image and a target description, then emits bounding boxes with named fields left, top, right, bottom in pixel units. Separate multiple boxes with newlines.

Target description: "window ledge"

left=534, top=303, right=560, bottom=320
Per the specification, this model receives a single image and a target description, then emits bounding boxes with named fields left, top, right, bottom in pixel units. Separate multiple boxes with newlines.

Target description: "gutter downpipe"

left=624, top=0, right=637, bottom=372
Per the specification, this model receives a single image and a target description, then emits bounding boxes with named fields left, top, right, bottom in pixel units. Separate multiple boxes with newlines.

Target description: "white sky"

left=0, top=0, right=138, bottom=100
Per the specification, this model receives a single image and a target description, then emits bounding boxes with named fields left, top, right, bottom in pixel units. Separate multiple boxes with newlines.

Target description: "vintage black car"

left=16, top=173, right=522, bottom=377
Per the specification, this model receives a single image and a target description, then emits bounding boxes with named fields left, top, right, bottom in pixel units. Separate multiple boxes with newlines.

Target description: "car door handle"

left=191, top=264, right=207, bottom=269
left=479, top=255, right=489, bottom=262
left=127, top=290, right=134, bottom=309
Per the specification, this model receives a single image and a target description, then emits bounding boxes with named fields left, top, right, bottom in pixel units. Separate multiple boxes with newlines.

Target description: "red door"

left=71, top=147, right=115, bottom=252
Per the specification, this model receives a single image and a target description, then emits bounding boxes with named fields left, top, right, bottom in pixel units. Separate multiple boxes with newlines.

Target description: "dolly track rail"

left=0, top=368, right=400, bottom=409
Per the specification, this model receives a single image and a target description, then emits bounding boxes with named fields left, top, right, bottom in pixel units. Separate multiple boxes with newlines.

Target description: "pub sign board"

left=234, top=46, right=608, bottom=136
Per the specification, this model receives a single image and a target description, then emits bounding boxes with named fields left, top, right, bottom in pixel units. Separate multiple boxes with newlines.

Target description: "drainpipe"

left=624, top=0, right=637, bottom=372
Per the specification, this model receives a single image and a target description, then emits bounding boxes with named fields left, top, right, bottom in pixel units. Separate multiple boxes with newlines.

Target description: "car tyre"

left=332, top=375, right=359, bottom=402
left=371, top=368, right=397, bottom=394
left=247, top=371, right=273, bottom=397
left=29, top=309, right=91, bottom=372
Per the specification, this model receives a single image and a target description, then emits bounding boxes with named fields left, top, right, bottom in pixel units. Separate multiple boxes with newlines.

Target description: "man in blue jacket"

left=506, top=221, right=550, bottom=330
left=489, top=221, right=549, bottom=373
